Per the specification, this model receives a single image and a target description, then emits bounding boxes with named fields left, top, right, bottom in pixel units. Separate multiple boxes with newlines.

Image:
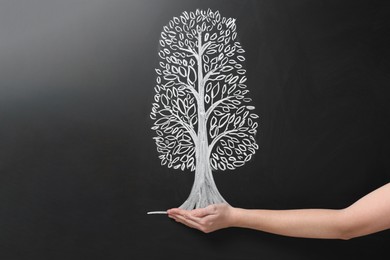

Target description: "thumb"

left=191, top=207, right=211, bottom=218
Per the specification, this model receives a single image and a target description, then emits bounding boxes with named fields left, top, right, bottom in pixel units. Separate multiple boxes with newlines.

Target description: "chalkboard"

left=0, top=0, right=389, bottom=259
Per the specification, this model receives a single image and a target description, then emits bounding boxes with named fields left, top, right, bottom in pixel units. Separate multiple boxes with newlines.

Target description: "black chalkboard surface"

left=0, top=0, right=389, bottom=259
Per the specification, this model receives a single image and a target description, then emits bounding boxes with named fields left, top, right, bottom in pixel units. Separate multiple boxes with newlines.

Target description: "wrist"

left=228, top=207, right=245, bottom=228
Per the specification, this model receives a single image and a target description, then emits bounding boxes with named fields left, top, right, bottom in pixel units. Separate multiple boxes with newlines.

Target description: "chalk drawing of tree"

left=150, top=9, right=259, bottom=210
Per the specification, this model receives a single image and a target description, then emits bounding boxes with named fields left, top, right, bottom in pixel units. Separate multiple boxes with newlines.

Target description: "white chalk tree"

left=151, top=9, right=259, bottom=210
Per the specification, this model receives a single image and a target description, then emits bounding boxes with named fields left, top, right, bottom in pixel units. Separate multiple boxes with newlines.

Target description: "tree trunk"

left=179, top=130, right=227, bottom=210
left=179, top=32, right=227, bottom=210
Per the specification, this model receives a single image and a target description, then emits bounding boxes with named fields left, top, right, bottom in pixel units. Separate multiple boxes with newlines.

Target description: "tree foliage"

left=151, top=9, right=259, bottom=172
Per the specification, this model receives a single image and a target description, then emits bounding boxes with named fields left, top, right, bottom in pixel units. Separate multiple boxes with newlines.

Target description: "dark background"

left=0, top=0, right=389, bottom=259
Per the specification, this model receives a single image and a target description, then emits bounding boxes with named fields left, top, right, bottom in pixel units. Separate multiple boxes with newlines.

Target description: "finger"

left=185, top=213, right=203, bottom=224
left=191, top=208, right=210, bottom=218
left=168, top=210, right=201, bottom=224
left=167, top=208, right=188, bottom=216
left=167, top=214, right=176, bottom=220
left=168, top=212, right=191, bottom=223
left=173, top=214, right=202, bottom=231
left=167, top=208, right=179, bottom=214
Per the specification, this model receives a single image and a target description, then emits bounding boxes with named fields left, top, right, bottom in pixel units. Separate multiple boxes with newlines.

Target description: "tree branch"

left=178, top=46, right=197, bottom=57
left=205, top=96, right=234, bottom=120
left=176, top=81, right=200, bottom=102
left=202, top=64, right=226, bottom=85
left=200, top=41, right=213, bottom=56
left=169, top=113, right=198, bottom=144
left=207, top=129, right=239, bottom=159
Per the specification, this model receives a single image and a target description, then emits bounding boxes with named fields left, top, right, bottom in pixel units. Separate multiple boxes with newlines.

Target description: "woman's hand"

left=167, top=204, right=235, bottom=233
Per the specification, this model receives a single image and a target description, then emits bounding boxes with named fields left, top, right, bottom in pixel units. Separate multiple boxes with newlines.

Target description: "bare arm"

left=168, top=182, right=390, bottom=239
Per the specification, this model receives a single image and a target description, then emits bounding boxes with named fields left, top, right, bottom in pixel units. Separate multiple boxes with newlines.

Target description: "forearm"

left=231, top=207, right=346, bottom=239
left=231, top=182, right=390, bottom=239
left=168, top=183, right=390, bottom=238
